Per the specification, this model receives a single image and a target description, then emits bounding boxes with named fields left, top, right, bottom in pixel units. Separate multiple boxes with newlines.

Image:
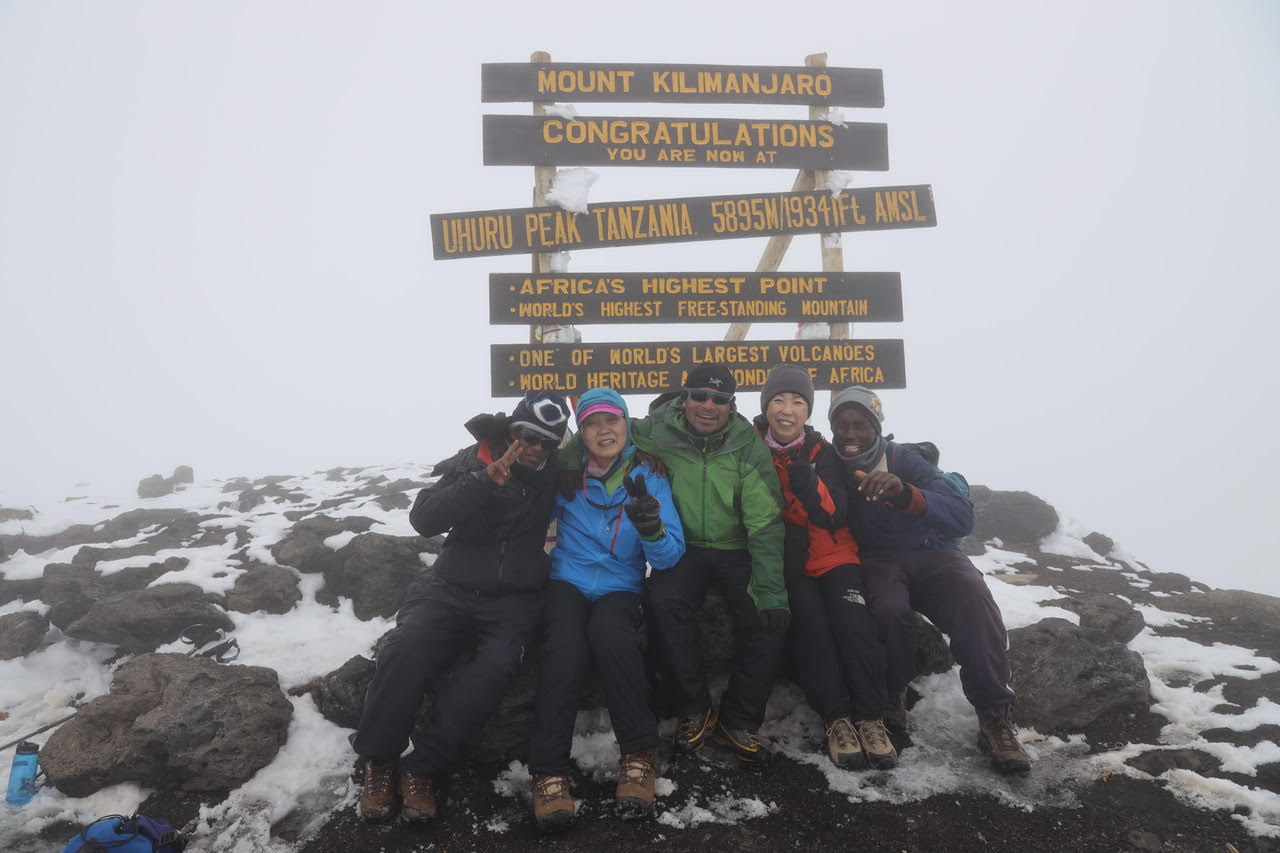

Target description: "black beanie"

left=683, top=364, right=736, bottom=395
left=509, top=391, right=571, bottom=441
left=760, top=364, right=814, bottom=414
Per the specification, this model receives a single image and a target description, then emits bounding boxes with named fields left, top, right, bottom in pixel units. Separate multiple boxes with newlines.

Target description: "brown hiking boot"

left=672, top=707, right=718, bottom=754
left=357, top=759, right=396, bottom=821
left=977, top=713, right=1032, bottom=774
left=824, top=717, right=864, bottom=769
left=615, top=747, right=658, bottom=819
left=399, top=770, right=437, bottom=823
left=854, top=719, right=898, bottom=770
left=531, top=773, right=575, bottom=833
left=712, top=719, right=770, bottom=766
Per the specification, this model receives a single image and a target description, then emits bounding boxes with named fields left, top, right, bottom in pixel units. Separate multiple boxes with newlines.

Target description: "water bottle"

left=5, top=742, right=39, bottom=805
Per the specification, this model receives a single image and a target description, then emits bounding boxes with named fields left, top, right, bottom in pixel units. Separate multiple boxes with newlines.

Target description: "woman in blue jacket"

left=529, top=387, right=685, bottom=832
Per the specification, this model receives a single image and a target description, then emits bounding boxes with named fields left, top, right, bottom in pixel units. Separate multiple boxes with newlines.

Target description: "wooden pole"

left=805, top=52, right=848, bottom=341
left=723, top=168, right=815, bottom=342
left=529, top=50, right=575, bottom=345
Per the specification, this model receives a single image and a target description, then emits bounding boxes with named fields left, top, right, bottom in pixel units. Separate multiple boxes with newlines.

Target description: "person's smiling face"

left=581, top=411, right=626, bottom=468
left=830, top=405, right=879, bottom=456
left=682, top=388, right=733, bottom=435
left=765, top=392, right=808, bottom=444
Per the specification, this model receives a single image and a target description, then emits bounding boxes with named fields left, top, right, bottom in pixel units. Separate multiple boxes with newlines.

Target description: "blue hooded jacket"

left=550, top=387, right=685, bottom=599
left=847, top=441, right=975, bottom=552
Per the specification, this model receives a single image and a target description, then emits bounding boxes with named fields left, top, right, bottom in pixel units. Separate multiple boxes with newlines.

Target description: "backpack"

left=890, top=441, right=971, bottom=500
left=61, top=814, right=186, bottom=853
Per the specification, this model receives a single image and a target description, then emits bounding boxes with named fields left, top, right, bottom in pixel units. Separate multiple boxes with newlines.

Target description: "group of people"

left=350, top=363, right=1031, bottom=831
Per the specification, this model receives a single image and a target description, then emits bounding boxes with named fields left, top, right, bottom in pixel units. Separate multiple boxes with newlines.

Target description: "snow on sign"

left=431, top=185, right=935, bottom=259
left=488, top=271, right=904, bottom=325
left=490, top=339, right=906, bottom=396
left=481, top=115, right=889, bottom=170
left=481, top=62, right=884, bottom=107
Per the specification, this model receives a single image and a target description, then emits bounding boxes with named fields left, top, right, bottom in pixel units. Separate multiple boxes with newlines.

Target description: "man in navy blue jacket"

left=829, top=386, right=1031, bottom=774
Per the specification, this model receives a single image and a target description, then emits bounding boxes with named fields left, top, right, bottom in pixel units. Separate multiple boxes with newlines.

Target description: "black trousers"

left=351, top=579, right=541, bottom=777
left=861, top=548, right=1016, bottom=717
left=786, top=562, right=888, bottom=723
left=529, top=580, right=655, bottom=775
left=646, top=545, right=786, bottom=730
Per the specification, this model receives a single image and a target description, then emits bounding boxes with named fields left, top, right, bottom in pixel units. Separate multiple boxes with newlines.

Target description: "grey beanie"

left=760, top=364, right=815, bottom=414
left=828, top=385, right=884, bottom=434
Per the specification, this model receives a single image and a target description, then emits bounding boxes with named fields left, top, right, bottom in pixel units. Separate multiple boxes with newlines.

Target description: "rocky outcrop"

left=137, top=466, right=196, bottom=499
left=1007, top=617, right=1151, bottom=731
left=312, top=533, right=430, bottom=621
left=63, top=583, right=234, bottom=653
left=0, top=610, right=48, bottom=659
left=40, top=653, right=292, bottom=795
left=226, top=562, right=301, bottom=614
left=971, top=486, right=1060, bottom=545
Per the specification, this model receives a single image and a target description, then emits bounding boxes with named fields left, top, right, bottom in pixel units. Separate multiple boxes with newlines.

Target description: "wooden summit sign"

left=491, top=339, right=905, bottom=396
left=489, top=271, right=903, bottom=325
left=482, top=115, right=888, bottom=170
left=432, top=184, right=935, bottom=259
left=482, top=62, right=884, bottom=107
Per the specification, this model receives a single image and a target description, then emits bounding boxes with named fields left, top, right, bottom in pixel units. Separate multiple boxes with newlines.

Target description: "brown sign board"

left=482, top=115, right=888, bottom=171
left=491, top=339, right=905, bottom=396
left=432, top=185, right=935, bottom=260
left=489, top=271, right=903, bottom=325
left=481, top=62, right=884, bottom=107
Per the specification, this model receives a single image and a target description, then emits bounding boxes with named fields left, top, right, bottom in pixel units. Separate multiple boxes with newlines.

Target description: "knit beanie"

left=683, top=363, right=736, bottom=395
left=828, top=385, right=884, bottom=435
left=760, top=364, right=815, bottom=414
left=509, top=390, right=571, bottom=441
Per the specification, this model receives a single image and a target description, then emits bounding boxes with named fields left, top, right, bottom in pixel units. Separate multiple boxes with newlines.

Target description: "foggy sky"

left=2, top=1, right=1277, bottom=594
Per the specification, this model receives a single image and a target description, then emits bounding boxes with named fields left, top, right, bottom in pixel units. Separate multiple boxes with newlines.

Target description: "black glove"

left=623, top=473, right=664, bottom=540
left=786, top=449, right=815, bottom=495
left=759, top=608, right=792, bottom=632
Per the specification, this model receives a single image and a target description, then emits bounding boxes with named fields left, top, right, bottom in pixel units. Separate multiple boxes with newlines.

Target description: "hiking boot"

left=615, top=747, right=658, bottom=819
left=399, top=770, right=437, bottom=823
left=531, top=773, right=575, bottom=833
left=672, top=707, right=718, bottom=754
left=357, top=759, right=396, bottom=822
left=854, top=719, right=898, bottom=770
left=977, top=714, right=1032, bottom=774
left=884, top=689, right=909, bottom=739
left=711, top=720, right=770, bottom=766
left=824, top=717, right=864, bottom=769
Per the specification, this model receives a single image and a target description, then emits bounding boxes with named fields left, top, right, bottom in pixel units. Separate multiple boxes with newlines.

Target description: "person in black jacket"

left=351, top=390, right=571, bottom=823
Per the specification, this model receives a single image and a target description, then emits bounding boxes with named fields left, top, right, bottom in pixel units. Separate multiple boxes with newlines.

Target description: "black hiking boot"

left=672, top=707, right=718, bottom=754
left=712, top=719, right=770, bottom=766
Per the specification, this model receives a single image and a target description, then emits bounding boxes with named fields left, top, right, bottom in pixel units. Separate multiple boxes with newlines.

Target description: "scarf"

left=832, top=434, right=888, bottom=475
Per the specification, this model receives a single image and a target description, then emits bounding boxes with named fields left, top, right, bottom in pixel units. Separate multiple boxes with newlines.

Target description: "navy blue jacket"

left=846, top=442, right=974, bottom=552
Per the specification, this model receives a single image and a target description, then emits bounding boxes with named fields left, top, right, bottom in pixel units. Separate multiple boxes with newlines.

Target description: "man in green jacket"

left=632, top=363, right=790, bottom=765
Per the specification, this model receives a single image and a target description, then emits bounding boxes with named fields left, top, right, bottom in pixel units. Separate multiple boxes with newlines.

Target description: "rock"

left=1007, top=618, right=1151, bottom=731
left=971, top=488, right=1059, bottom=545
left=40, top=653, right=292, bottom=795
left=1083, top=531, right=1114, bottom=556
left=1056, top=593, right=1146, bottom=644
left=43, top=556, right=190, bottom=629
left=915, top=615, right=955, bottom=676
left=295, top=654, right=377, bottom=729
left=0, top=610, right=49, bottom=659
left=1160, top=589, right=1280, bottom=652
left=314, top=533, right=431, bottom=621
left=1126, top=748, right=1222, bottom=777
left=137, top=474, right=174, bottom=499
left=172, top=465, right=195, bottom=485
left=0, top=576, right=45, bottom=608
left=226, top=563, right=302, bottom=615
left=64, top=583, right=234, bottom=653
left=236, top=488, right=264, bottom=512
left=0, top=506, right=35, bottom=522
left=269, top=515, right=378, bottom=574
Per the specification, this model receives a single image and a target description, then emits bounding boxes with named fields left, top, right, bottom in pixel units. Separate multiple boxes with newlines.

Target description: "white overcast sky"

left=2, top=1, right=1277, bottom=594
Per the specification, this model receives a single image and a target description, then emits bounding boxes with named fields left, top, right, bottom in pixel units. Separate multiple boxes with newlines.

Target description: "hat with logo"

left=509, top=390, right=572, bottom=441
left=683, top=364, right=736, bottom=395
left=828, top=385, right=884, bottom=435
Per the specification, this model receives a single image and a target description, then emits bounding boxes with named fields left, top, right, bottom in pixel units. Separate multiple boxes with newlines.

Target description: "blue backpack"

left=62, top=814, right=185, bottom=853
left=891, top=441, right=971, bottom=500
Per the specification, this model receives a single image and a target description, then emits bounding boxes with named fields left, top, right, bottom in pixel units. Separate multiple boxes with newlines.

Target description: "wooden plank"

left=490, top=271, right=903, bottom=324
left=431, top=184, right=936, bottom=259
left=809, top=52, right=850, bottom=341
left=482, top=115, right=888, bottom=171
left=529, top=49, right=564, bottom=345
left=490, top=339, right=906, bottom=396
left=482, top=62, right=884, bottom=107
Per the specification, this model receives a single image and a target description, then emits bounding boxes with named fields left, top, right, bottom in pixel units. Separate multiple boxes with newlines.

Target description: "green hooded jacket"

left=629, top=393, right=787, bottom=612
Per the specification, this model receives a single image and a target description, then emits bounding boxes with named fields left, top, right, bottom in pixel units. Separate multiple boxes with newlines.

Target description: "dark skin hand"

left=853, top=469, right=905, bottom=501
left=484, top=439, right=528, bottom=486
left=635, top=450, right=667, bottom=478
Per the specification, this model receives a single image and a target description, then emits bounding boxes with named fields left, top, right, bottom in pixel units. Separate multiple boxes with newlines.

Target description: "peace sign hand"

left=485, top=438, right=527, bottom=486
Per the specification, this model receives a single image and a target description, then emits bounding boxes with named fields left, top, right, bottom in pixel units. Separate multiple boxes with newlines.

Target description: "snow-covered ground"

left=1, top=468, right=1277, bottom=850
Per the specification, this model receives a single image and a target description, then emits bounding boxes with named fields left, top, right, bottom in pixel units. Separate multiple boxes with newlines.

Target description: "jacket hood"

left=464, top=411, right=513, bottom=443
left=569, top=387, right=635, bottom=469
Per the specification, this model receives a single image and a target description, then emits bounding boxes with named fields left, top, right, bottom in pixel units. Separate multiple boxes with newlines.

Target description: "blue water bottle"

left=5, top=741, right=39, bottom=805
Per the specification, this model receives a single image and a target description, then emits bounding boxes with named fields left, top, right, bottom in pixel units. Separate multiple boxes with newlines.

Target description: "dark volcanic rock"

left=296, top=654, right=377, bottom=729
left=1084, top=531, right=1115, bottom=556
left=269, top=515, right=379, bottom=574
left=1057, top=592, right=1147, bottom=643
left=40, top=653, right=291, bottom=795
left=914, top=615, right=955, bottom=676
left=1008, top=617, right=1151, bottom=731
left=64, top=583, right=234, bottom=653
left=1126, top=747, right=1223, bottom=777
left=172, top=465, right=195, bottom=485
left=0, top=610, right=49, bottom=659
left=226, top=562, right=302, bottom=615
left=0, top=506, right=35, bottom=522
left=971, top=487, right=1060, bottom=545
left=314, top=533, right=431, bottom=621
left=0, top=576, right=45, bottom=608
left=137, top=473, right=175, bottom=499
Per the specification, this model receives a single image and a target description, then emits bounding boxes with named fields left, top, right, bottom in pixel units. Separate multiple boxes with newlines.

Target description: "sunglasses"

left=685, top=389, right=734, bottom=406
left=514, top=427, right=560, bottom=451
